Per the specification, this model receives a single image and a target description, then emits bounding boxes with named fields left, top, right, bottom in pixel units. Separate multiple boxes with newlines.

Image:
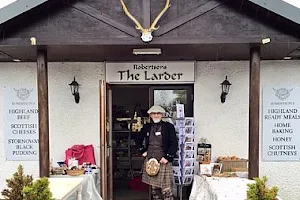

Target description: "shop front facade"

left=1, top=60, right=300, bottom=199
left=1, top=0, right=300, bottom=199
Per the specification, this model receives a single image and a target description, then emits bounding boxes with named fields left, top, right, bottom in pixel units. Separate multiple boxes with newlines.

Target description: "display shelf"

left=113, top=130, right=130, bottom=133
left=113, top=103, right=145, bottom=180
left=113, top=147, right=128, bottom=150
left=113, top=130, right=141, bottom=133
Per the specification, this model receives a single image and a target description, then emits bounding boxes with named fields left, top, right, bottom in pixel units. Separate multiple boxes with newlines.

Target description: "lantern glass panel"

left=69, top=84, right=78, bottom=95
left=69, top=78, right=80, bottom=95
left=221, top=77, right=231, bottom=94
left=222, top=85, right=225, bottom=92
left=74, top=85, right=79, bottom=93
left=224, top=85, right=230, bottom=93
left=70, top=85, right=74, bottom=94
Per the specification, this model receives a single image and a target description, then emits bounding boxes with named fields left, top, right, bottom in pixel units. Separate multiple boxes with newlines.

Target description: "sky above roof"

left=0, top=0, right=48, bottom=24
left=283, top=0, right=300, bottom=8
left=0, top=0, right=299, bottom=24
left=1, top=0, right=297, bottom=10
left=0, top=0, right=16, bottom=9
left=248, top=0, right=300, bottom=24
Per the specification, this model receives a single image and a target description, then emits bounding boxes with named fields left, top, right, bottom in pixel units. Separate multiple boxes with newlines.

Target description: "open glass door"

left=100, top=80, right=113, bottom=200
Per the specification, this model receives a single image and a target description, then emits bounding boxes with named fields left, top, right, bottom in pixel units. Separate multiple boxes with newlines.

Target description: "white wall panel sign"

left=262, top=85, right=300, bottom=161
left=3, top=86, right=39, bottom=161
left=106, top=62, right=195, bottom=84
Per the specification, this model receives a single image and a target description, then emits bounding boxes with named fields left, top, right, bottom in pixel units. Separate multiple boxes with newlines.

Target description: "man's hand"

left=160, top=157, right=168, bottom=164
left=142, top=152, right=147, bottom=157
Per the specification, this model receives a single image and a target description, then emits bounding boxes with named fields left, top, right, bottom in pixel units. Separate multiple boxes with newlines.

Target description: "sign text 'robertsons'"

left=106, top=62, right=195, bottom=84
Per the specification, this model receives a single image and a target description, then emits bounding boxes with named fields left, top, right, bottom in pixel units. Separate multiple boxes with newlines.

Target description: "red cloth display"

left=65, top=144, right=96, bottom=166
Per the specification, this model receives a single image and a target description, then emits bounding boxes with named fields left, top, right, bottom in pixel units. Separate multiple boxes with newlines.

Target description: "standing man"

left=136, top=105, right=178, bottom=200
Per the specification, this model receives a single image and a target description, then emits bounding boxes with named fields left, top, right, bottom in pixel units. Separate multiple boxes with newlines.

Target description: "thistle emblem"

left=14, top=88, right=33, bottom=101
left=273, top=88, right=293, bottom=101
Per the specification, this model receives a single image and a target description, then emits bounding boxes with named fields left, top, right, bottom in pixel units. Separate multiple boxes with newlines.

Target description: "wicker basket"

left=219, top=160, right=248, bottom=172
left=66, top=169, right=85, bottom=176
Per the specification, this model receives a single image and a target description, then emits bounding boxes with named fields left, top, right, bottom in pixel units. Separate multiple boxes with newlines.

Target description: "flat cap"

left=147, top=105, right=166, bottom=114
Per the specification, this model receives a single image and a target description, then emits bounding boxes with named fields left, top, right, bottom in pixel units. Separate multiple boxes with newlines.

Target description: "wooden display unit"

left=112, top=104, right=147, bottom=180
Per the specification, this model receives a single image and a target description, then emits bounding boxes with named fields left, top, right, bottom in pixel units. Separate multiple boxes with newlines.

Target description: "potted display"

left=22, top=178, right=54, bottom=200
left=1, top=165, right=33, bottom=200
left=247, top=176, right=279, bottom=200
left=1, top=165, right=53, bottom=200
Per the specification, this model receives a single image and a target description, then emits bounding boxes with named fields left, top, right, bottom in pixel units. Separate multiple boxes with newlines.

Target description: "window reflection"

left=153, top=90, right=187, bottom=119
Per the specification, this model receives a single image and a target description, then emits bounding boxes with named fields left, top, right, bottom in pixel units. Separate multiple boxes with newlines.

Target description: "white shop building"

left=1, top=0, right=300, bottom=199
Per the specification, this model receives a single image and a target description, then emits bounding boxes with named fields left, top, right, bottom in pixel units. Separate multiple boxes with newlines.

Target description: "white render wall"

left=195, top=60, right=300, bottom=200
left=0, top=60, right=300, bottom=199
left=260, top=60, right=300, bottom=200
left=194, top=61, right=250, bottom=160
left=0, top=63, right=39, bottom=192
left=0, top=62, right=105, bottom=193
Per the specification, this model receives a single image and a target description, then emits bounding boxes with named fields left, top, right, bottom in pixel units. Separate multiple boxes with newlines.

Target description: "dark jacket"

left=136, top=121, right=178, bottom=162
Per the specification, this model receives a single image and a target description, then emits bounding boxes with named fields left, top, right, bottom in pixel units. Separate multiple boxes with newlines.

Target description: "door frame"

left=101, top=83, right=194, bottom=200
left=100, top=80, right=113, bottom=200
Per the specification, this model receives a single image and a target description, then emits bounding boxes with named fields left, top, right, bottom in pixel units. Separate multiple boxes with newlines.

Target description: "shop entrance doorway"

left=101, top=83, right=193, bottom=200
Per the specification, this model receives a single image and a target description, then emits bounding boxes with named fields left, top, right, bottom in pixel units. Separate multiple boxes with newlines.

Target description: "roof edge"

left=249, top=0, right=300, bottom=24
left=0, top=0, right=48, bottom=24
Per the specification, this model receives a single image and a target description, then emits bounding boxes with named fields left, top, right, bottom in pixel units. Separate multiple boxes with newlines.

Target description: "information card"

left=4, top=86, right=39, bottom=161
left=262, top=85, right=300, bottom=161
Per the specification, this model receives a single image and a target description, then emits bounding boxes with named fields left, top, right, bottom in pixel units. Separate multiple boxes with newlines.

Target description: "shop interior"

left=110, top=84, right=193, bottom=200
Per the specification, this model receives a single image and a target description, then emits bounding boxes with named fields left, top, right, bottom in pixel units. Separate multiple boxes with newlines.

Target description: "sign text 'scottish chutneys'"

left=262, top=86, right=300, bottom=161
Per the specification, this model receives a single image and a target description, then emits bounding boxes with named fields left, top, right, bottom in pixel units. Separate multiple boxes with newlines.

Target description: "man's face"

left=150, top=112, right=163, bottom=123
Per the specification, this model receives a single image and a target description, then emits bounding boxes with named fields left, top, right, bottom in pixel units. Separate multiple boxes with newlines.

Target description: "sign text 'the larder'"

left=105, top=62, right=195, bottom=84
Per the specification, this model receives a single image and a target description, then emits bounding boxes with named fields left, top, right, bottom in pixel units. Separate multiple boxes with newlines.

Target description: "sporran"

left=146, top=158, right=160, bottom=176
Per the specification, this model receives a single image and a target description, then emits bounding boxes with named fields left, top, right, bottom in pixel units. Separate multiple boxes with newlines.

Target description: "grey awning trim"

left=249, top=0, right=300, bottom=24
left=0, top=0, right=48, bottom=24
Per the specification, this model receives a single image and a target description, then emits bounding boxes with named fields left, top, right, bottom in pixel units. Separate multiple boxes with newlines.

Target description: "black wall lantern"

left=220, top=76, right=231, bottom=103
left=69, top=77, right=80, bottom=104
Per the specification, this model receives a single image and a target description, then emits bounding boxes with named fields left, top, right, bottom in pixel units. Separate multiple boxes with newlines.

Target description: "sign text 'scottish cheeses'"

left=4, top=86, right=39, bottom=161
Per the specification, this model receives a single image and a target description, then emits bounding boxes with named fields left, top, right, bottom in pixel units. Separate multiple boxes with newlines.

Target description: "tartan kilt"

left=142, top=158, right=174, bottom=189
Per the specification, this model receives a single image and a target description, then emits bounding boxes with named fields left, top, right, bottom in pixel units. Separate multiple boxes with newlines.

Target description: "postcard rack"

left=172, top=104, right=195, bottom=200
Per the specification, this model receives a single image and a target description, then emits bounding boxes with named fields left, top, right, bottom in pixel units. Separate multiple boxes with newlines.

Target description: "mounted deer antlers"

left=120, top=0, right=171, bottom=42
